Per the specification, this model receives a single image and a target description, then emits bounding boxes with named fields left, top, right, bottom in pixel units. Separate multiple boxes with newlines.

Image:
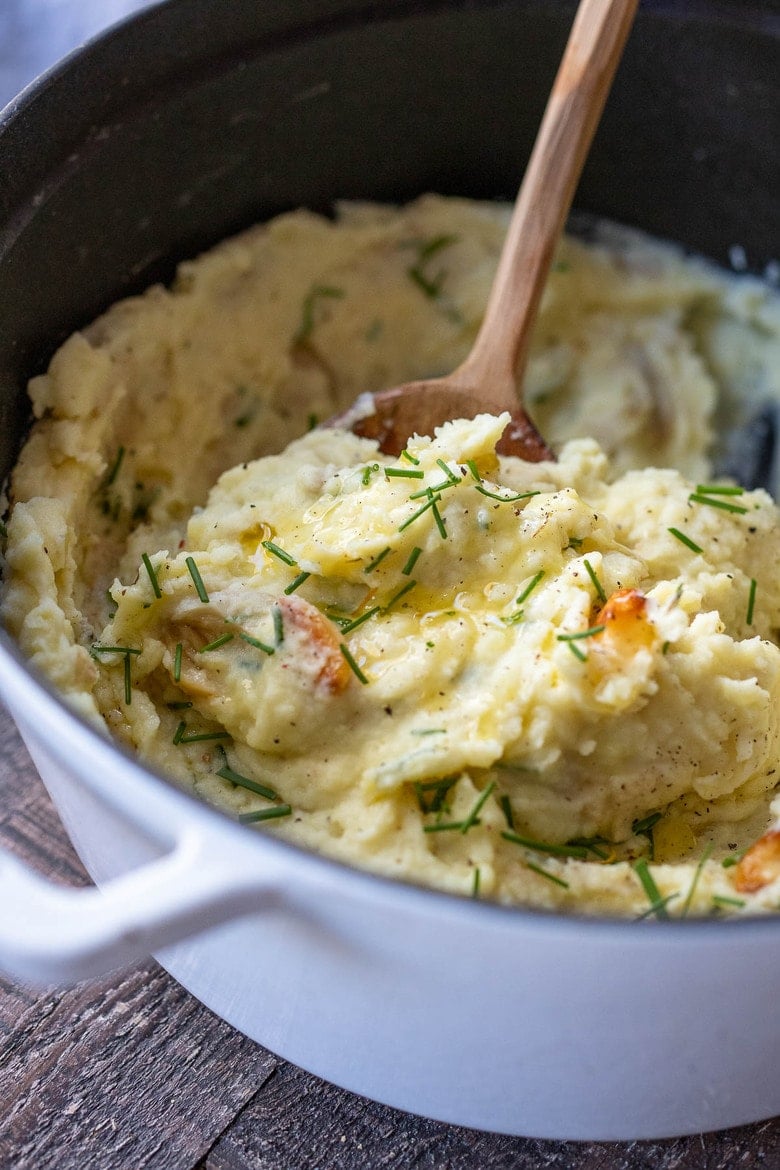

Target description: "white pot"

left=1, top=644, right=780, bottom=1142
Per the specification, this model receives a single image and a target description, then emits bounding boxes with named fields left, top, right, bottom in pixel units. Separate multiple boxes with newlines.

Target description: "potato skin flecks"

left=734, top=829, right=780, bottom=894
left=279, top=595, right=351, bottom=694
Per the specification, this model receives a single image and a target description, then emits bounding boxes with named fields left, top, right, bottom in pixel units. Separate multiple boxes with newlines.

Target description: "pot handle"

left=0, top=829, right=278, bottom=986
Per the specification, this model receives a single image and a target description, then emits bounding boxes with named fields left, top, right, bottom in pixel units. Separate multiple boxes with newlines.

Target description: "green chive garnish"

left=217, top=765, right=279, bottom=802
left=435, top=458, right=460, bottom=485
left=695, top=484, right=744, bottom=496
left=273, top=605, right=284, bottom=646
left=239, top=633, right=275, bottom=655
left=90, top=644, right=142, bottom=656
left=583, top=559, right=607, bottom=603
left=240, top=804, right=293, bottom=823
left=385, top=579, right=416, bottom=610
left=635, top=892, right=679, bottom=921
left=471, top=868, right=481, bottom=898
left=466, top=459, right=482, bottom=483
left=668, top=528, right=703, bottom=554
left=340, top=643, right=368, bottom=684
left=722, top=854, right=742, bottom=869
left=262, top=540, right=297, bottom=567
left=460, top=781, right=496, bottom=834
left=400, top=449, right=420, bottom=466
left=294, top=285, right=345, bottom=345
left=634, top=858, right=669, bottom=919
left=401, top=546, right=423, bottom=576
left=340, top=606, right=381, bottom=634
left=398, top=493, right=443, bottom=532
left=186, top=556, right=209, bottom=602
left=361, top=463, right=380, bottom=486
left=474, top=485, right=539, bottom=503
left=747, top=578, right=757, bottom=625
left=173, top=720, right=185, bottom=745
left=174, top=641, right=183, bottom=682
left=431, top=498, right=447, bottom=539
left=123, top=653, right=132, bottom=705
left=499, top=794, right=515, bottom=830
left=178, top=729, right=231, bottom=744
left=364, top=547, right=392, bottom=573
left=105, top=445, right=125, bottom=486
left=141, top=552, right=162, bottom=599
left=501, top=831, right=588, bottom=860
left=424, top=820, right=469, bottom=833
left=284, top=571, right=310, bottom=595
left=0, top=520, right=7, bottom=539
left=385, top=467, right=425, bottom=480
left=712, top=894, right=746, bottom=909
left=526, top=861, right=569, bottom=889
left=565, top=642, right=587, bottom=661
left=557, top=625, right=605, bottom=641
left=688, top=493, right=748, bottom=515
left=680, top=843, right=713, bottom=918
left=200, top=633, right=234, bottom=652
left=516, top=570, right=545, bottom=606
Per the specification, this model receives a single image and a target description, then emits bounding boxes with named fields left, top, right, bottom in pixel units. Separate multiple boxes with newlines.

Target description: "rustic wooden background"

left=2, top=1, right=779, bottom=1166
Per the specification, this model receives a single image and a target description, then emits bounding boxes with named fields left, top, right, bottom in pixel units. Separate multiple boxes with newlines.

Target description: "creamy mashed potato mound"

left=3, top=195, right=780, bottom=917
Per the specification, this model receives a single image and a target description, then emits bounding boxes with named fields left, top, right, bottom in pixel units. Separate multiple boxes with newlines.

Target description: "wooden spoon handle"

left=457, top=0, right=639, bottom=400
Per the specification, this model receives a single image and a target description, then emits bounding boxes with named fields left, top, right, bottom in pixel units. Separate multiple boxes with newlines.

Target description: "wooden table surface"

left=2, top=2, right=779, bottom=1166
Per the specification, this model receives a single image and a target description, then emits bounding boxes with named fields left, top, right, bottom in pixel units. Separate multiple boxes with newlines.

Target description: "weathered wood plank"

left=204, top=1060, right=780, bottom=1170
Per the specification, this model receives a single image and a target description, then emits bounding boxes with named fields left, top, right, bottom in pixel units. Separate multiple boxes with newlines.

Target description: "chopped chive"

left=174, top=641, right=183, bottom=682
left=217, top=765, right=279, bottom=802
left=167, top=700, right=193, bottom=710
left=401, top=546, right=423, bottom=576
left=465, top=459, right=482, bottom=483
left=105, top=445, right=125, bottom=486
left=262, top=540, right=297, bottom=567
left=0, top=520, right=7, bottom=539
left=556, top=625, right=605, bottom=641
left=525, top=861, right=569, bottom=889
left=424, top=820, right=470, bottom=833
left=141, top=552, right=162, bottom=599
left=239, top=633, right=275, bottom=655
left=662, top=641, right=671, bottom=655
left=695, top=484, right=744, bottom=496
left=361, top=463, right=380, bottom=486
left=721, top=854, right=743, bottom=869
left=633, top=858, right=669, bottom=919
left=239, top=804, right=293, bottom=823
left=284, top=571, right=311, bottom=595
left=516, top=570, right=545, bottom=606
left=178, top=730, right=231, bottom=744
left=474, top=485, right=539, bottom=503
left=688, top=492, right=748, bottom=515
left=747, top=578, right=757, bottom=625
left=435, top=458, right=460, bottom=485
left=400, top=449, right=420, bottom=465
left=398, top=493, right=442, bottom=532
left=680, top=843, right=713, bottom=917
left=173, top=720, right=186, bottom=745
left=340, top=606, right=381, bottom=634
left=632, top=812, right=663, bottom=835
left=501, top=831, right=588, bottom=860
left=668, top=527, right=703, bottom=554
left=340, top=643, right=369, bottom=684
left=565, top=641, right=587, bottom=661
left=185, top=556, right=209, bottom=602
left=410, top=728, right=446, bottom=736
left=499, top=794, right=515, bottom=830
left=583, top=559, right=607, bottom=603
left=502, top=610, right=525, bottom=626
left=712, top=894, right=746, bottom=909
left=294, top=285, right=344, bottom=345
left=568, top=835, right=612, bottom=861
left=471, top=867, right=481, bottom=898
left=385, top=467, right=425, bottom=480
left=307, top=413, right=319, bottom=431
left=461, top=781, right=496, bottom=834
left=273, top=605, right=284, bottom=646
left=413, top=776, right=458, bottom=814
left=200, top=633, right=234, bottom=652
left=385, top=579, right=416, bottom=610
left=123, top=653, right=132, bottom=705
left=635, top=892, right=679, bottom=921
left=90, top=644, right=142, bottom=656
left=364, top=546, right=392, bottom=573
left=431, top=498, right=447, bottom=540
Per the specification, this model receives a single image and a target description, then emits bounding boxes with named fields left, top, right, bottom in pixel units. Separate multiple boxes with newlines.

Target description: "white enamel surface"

left=2, top=640, right=780, bottom=1139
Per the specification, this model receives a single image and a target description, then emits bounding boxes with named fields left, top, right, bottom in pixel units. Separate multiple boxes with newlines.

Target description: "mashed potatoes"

left=3, top=195, right=780, bottom=917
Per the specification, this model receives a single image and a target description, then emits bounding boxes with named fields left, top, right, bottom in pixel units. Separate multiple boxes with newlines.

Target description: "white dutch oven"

left=0, top=0, right=777, bottom=1142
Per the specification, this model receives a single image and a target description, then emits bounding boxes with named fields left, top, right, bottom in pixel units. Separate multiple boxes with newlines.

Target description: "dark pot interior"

left=0, top=0, right=777, bottom=489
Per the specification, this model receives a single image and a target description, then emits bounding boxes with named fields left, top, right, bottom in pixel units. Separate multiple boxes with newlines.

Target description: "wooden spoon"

left=333, top=0, right=638, bottom=459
